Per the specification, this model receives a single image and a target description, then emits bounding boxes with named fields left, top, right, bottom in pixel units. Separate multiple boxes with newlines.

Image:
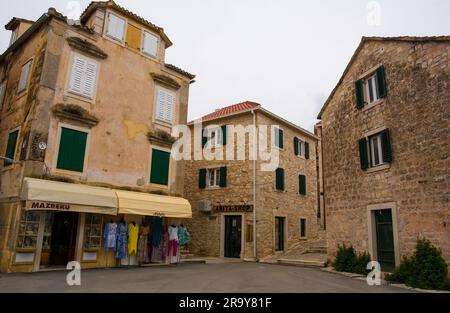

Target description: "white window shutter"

left=83, top=60, right=98, bottom=97
left=69, top=56, right=85, bottom=94
left=107, top=13, right=125, bottom=41
left=18, top=61, right=32, bottom=93
left=156, top=88, right=175, bottom=123
left=165, top=91, right=174, bottom=122
left=143, top=32, right=158, bottom=56
left=69, top=55, right=98, bottom=99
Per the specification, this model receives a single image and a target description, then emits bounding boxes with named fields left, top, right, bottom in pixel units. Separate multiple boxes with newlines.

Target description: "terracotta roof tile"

left=200, top=101, right=261, bottom=122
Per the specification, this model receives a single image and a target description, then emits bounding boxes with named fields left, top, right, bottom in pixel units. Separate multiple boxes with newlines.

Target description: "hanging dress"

left=104, top=222, right=118, bottom=249
left=137, top=225, right=150, bottom=264
left=115, top=222, right=128, bottom=260
left=128, top=223, right=139, bottom=256
left=178, top=226, right=191, bottom=246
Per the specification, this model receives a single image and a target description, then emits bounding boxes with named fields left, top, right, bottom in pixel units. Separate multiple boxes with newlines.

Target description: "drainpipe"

left=251, top=110, right=257, bottom=260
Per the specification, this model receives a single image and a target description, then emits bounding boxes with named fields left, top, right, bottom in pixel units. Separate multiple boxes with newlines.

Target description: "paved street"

left=0, top=262, right=412, bottom=293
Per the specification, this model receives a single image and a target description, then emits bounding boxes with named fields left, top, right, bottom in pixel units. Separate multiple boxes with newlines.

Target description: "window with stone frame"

left=206, top=168, right=221, bottom=188
left=359, top=129, right=393, bottom=170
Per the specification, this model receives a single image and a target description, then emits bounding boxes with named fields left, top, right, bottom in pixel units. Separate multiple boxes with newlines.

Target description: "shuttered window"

left=150, top=149, right=170, bottom=185
left=305, top=142, right=310, bottom=160
left=274, top=127, right=284, bottom=149
left=359, top=129, right=392, bottom=170
left=56, top=127, right=88, bottom=172
left=199, top=169, right=207, bottom=189
left=355, top=65, right=388, bottom=110
left=126, top=24, right=142, bottom=50
left=106, top=12, right=125, bottom=42
left=18, top=60, right=32, bottom=93
left=300, top=219, right=307, bottom=238
left=68, top=54, right=99, bottom=99
left=276, top=168, right=285, bottom=191
left=299, top=175, right=306, bottom=195
left=155, top=87, right=175, bottom=124
left=143, top=31, right=158, bottom=57
left=4, top=129, right=19, bottom=167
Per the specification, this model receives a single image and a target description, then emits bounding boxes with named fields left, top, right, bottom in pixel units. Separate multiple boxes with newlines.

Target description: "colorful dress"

left=104, top=222, right=117, bottom=249
left=115, top=222, right=128, bottom=260
left=178, top=226, right=191, bottom=246
left=128, top=223, right=139, bottom=256
left=137, top=226, right=150, bottom=264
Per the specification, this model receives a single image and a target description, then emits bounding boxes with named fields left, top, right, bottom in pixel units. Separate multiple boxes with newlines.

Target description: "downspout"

left=251, top=110, right=257, bottom=260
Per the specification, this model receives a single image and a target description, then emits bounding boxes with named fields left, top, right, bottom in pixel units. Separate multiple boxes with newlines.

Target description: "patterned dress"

left=115, top=222, right=128, bottom=260
left=104, top=222, right=117, bottom=249
left=137, top=226, right=150, bottom=264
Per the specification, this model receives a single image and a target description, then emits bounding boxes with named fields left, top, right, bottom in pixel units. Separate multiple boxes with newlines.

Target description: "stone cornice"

left=66, top=36, right=108, bottom=59
left=150, top=73, right=180, bottom=90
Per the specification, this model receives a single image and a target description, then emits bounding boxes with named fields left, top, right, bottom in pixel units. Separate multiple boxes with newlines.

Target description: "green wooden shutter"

left=56, top=128, right=87, bottom=172
left=299, top=175, right=306, bottom=195
left=219, top=166, right=227, bottom=187
left=4, top=130, right=19, bottom=166
left=276, top=168, right=285, bottom=191
left=359, top=138, right=369, bottom=170
left=377, top=65, right=388, bottom=98
left=202, top=129, right=207, bottom=148
left=294, top=137, right=299, bottom=156
left=199, top=169, right=207, bottom=189
left=355, top=79, right=365, bottom=109
left=381, top=129, right=392, bottom=163
left=305, top=142, right=310, bottom=160
left=150, top=149, right=170, bottom=185
left=221, top=125, right=227, bottom=145
left=279, top=129, right=284, bottom=149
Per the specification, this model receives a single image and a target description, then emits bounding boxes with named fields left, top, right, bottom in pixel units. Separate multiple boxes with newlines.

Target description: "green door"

left=275, top=217, right=285, bottom=251
left=224, top=216, right=242, bottom=258
left=375, top=209, right=395, bottom=272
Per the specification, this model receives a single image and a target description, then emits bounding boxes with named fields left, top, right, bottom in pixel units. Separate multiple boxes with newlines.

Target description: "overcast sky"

left=1, top=0, right=448, bottom=131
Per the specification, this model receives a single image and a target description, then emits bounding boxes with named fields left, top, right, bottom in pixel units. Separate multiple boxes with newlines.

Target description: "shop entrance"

left=41, top=212, right=79, bottom=267
left=224, top=216, right=242, bottom=258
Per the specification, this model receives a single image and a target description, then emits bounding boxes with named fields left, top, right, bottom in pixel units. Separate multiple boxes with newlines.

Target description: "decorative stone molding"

left=147, top=129, right=176, bottom=147
left=51, top=103, right=99, bottom=127
left=150, top=73, right=180, bottom=90
left=66, top=36, right=108, bottom=59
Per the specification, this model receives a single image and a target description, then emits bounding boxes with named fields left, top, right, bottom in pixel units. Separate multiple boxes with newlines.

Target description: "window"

left=300, top=219, right=307, bottom=239
left=199, top=167, right=227, bottom=189
left=16, top=211, right=40, bottom=249
left=299, top=175, right=306, bottom=195
left=155, top=87, right=175, bottom=124
left=84, top=214, right=103, bottom=250
left=4, top=129, right=19, bottom=166
left=0, top=81, right=6, bottom=110
left=9, top=29, right=18, bottom=46
left=275, top=168, right=285, bottom=191
left=106, top=12, right=126, bottom=42
left=207, top=168, right=221, bottom=188
left=150, top=149, right=170, bottom=185
left=273, top=127, right=284, bottom=149
left=359, top=129, right=392, bottom=170
left=18, top=60, right=32, bottom=93
left=68, top=54, right=99, bottom=99
left=208, top=128, right=222, bottom=148
left=143, top=31, right=158, bottom=57
left=294, top=137, right=303, bottom=156
left=356, top=65, right=387, bottom=109
left=57, top=127, right=88, bottom=172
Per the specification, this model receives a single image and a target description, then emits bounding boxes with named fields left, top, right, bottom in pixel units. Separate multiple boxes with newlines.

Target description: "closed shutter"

left=359, top=138, right=369, bottom=170
left=299, top=175, right=306, bottom=195
left=305, top=142, right=310, bottom=160
left=69, top=55, right=98, bottom=99
left=355, top=79, right=365, bottom=109
left=377, top=65, right=388, bottom=98
left=381, top=129, right=392, bottom=163
left=56, top=127, right=88, bottom=172
left=221, top=125, right=228, bottom=145
left=18, top=61, right=32, bottom=93
left=219, top=166, right=227, bottom=188
left=107, top=13, right=125, bottom=41
left=156, top=88, right=175, bottom=123
left=4, top=130, right=19, bottom=166
left=143, top=31, right=158, bottom=56
left=300, top=219, right=306, bottom=238
left=150, top=149, right=170, bottom=185
left=294, top=137, right=299, bottom=156
left=276, top=168, right=285, bottom=191
left=201, top=129, right=207, bottom=148
left=126, top=24, right=142, bottom=50
left=199, top=169, right=207, bottom=189
left=246, top=224, right=253, bottom=243
left=278, top=128, right=284, bottom=149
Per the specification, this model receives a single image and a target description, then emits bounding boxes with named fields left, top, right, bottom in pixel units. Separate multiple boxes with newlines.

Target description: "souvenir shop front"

left=9, top=178, right=192, bottom=273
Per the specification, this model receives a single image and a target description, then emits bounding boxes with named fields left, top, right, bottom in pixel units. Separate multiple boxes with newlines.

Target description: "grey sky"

left=1, top=0, right=449, bottom=131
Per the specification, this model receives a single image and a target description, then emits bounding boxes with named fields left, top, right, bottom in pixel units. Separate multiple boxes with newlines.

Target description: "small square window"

left=106, top=12, right=126, bottom=42
left=206, top=168, right=221, bottom=188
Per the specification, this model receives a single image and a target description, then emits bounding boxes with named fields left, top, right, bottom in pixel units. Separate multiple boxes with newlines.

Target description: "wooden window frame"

left=3, top=126, right=20, bottom=169
left=104, top=11, right=126, bottom=43
left=148, top=145, right=172, bottom=188
left=17, top=59, right=33, bottom=95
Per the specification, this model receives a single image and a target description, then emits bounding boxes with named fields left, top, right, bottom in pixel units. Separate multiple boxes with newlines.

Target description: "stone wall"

left=320, top=39, right=450, bottom=270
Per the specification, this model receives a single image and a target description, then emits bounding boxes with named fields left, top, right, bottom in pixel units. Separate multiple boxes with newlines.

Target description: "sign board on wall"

left=213, top=205, right=254, bottom=213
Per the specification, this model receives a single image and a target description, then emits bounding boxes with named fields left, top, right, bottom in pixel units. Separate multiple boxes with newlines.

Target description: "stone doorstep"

left=277, top=259, right=327, bottom=268
left=320, top=267, right=450, bottom=293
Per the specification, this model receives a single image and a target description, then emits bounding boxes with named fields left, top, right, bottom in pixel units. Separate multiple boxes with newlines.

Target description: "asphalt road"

left=0, top=262, right=412, bottom=293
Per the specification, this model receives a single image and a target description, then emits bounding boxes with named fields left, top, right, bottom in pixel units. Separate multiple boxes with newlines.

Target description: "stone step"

left=277, top=258, right=327, bottom=268
left=306, top=247, right=328, bottom=254
left=180, top=258, right=207, bottom=264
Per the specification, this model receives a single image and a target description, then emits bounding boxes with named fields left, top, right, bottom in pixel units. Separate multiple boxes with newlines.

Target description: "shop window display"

left=16, top=211, right=40, bottom=249
left=84, top=214, right=103, bottom=250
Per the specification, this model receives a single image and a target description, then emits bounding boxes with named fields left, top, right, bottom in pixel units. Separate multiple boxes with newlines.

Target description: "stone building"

left=183, top=102, right=320, bottom=260
left=317, top=36, right=450, bottom=272
left=0, top=1, right=195, bottom=273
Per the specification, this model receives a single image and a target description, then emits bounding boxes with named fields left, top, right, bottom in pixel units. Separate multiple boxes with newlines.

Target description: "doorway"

left=275, top=217, right=285, bottom=252
left=46, top=212, right=79, bottom=267
left=224, top=216, right=242, bottom=258
left=375, top=209, right=395, bottom=272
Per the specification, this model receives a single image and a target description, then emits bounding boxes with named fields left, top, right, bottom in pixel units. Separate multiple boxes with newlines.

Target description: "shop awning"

left=114, top=190, right=192, bottom=218
left=21, top=178, right=118, bottom=215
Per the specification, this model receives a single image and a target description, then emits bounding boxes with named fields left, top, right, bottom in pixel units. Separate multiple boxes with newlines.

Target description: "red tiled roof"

left=200, top=101, right=261, bottom=122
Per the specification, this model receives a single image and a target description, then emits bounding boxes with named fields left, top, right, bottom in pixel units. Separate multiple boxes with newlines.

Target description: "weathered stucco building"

left=183, top=102, right=320, bottom=260
left=317, top=36, right=450, bottom=272
left=0, top=1, right=194, bottom=272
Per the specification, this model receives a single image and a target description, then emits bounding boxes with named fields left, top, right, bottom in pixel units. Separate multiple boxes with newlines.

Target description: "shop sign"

left=26, top=201, right=71, bottom=211
left=214, top=205, right=253, bottom=213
